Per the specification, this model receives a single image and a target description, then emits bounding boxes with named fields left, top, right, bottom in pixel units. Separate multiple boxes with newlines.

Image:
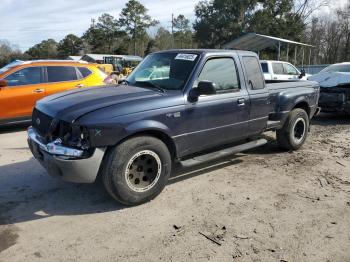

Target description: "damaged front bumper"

left=319, top=86, right=350, bottom=114
left=27, top=127, right=105, bottom=183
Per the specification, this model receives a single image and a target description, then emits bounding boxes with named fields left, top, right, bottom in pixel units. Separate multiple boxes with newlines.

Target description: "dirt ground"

left=0, top=113, right=349, bottom=262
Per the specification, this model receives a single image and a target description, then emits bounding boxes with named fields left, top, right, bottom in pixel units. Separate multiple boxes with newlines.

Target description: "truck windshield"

left=127, top=52, right=199, bottom=90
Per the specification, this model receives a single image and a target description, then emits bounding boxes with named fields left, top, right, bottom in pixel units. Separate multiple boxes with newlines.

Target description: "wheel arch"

left=121, top=129, right=177, bottom=159
left=292, top=100, right=310, bottom=117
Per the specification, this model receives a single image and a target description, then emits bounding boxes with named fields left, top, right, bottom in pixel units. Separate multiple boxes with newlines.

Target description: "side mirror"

left=189, top=81, right=216, bottom=101
left=299, top=69, right=306, bottom=79
left=0, top=79, right=8, bottom=88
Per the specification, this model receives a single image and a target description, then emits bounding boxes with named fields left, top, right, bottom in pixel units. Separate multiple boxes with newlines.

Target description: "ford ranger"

left=27, top=50, right=320, bottom=205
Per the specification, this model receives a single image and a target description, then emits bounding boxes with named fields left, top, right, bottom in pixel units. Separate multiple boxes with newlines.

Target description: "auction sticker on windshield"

left=175, top=53, right=198, bottom=61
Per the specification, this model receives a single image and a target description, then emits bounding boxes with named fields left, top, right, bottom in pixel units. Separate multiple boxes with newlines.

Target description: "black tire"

left=276, top=108, right=309, bottom=150
left=102, top=136, right=171, bottom=206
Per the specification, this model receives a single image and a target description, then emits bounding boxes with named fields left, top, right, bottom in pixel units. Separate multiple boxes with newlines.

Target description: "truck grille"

left=32, top=108, right=53, bottom=138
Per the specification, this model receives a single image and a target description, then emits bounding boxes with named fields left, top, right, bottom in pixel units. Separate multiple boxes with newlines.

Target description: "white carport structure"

left=224, top=33, right=314, bottom=66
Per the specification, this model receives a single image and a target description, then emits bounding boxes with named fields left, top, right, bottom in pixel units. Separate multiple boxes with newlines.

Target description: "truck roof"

left=153, top=49, right=256, bottom=56
left=260, top=60, right=294, bottom=63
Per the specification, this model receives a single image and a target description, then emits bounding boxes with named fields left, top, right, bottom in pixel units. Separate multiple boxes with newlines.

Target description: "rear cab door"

left=44, top=66, right=84, bottom=96
left=239, top=54, right=270, bottom=135
left=0, top=66, right=45, bottom=122
left=283, top=62, right=301, bottom=80
left=77, top=66, right=105, bottom=87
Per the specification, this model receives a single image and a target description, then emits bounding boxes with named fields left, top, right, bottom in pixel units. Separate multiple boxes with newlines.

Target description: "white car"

left=260, top=60, right=310, bottom=81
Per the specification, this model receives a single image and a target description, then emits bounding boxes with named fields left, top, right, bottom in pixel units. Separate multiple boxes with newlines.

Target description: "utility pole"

left=91, top=19, right=96, bottom=28
left=171, top=13, right=174, bottom=49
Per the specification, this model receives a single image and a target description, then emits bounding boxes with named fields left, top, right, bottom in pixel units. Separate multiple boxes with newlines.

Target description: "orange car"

left=0, top=60, right=108, bottom=125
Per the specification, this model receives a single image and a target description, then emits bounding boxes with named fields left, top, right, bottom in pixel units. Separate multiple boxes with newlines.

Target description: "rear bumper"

left=27, top=127, right=105, bottom=183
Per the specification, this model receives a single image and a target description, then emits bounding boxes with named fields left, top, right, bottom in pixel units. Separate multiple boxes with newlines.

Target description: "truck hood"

left=308, top=72, right=350, bottom=87
left=35, top=85, right=163, bottom=123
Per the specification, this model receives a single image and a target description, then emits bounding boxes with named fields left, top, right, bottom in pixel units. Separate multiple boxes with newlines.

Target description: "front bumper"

left=27, top=127, right=105, bottom=183
left=319, top=90, right=350, bottom=113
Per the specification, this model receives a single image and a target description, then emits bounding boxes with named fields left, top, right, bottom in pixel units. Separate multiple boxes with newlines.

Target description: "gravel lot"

left=0, top=114, right=349, bottom=262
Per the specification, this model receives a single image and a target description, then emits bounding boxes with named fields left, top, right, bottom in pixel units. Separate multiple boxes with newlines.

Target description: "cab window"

left=260, top=62, right=269, bottom=73
left=5, top=67, right=43, bottom=86
left=47, top=66, right=78, bottom=82
left=78, top=67, right=92, bottom=78
left=272, top=63, right=284, bottom=75
left=198, top=58, right=240, bottom=92
left=284, top=63, right=299, bottom=75
left=242, top=56, right=265, bottom=90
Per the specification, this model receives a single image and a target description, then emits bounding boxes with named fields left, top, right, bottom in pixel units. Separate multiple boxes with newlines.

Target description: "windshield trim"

left=126, top=52, right=202, bottom=92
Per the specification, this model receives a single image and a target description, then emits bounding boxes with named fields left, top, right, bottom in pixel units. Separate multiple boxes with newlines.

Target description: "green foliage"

left=119, top=0, right=158, bottom=55
left=57, top=34, right=83, bottom=58
left=82, top=13, right=128, bottom=54
left=248, top=0, right=305, bottom=41
left=193, top=0, right=307, bottom=50
left=154, top=27, right=173, bottom=51
left=173, top=14, right=193, bottom=48
left=194, top=0, right=258, bottom=48
left=0, top=40, right=28, bottom=67
left=6, top=0, right=343, bottom=64
left=25, top=39, right=58, bottom=59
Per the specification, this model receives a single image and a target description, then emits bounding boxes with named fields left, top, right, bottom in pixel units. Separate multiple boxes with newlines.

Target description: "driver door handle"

left=33, top=88, right=44, bottom=93
left=237, top=98, right=245, bottom=106
left=76, top=84, right=84, bottom=88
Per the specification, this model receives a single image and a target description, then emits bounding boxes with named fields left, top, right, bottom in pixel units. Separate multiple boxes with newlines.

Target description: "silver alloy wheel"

left=125, top=150, right=162, bottom=193
left=292, top=117, right=306, bottom=144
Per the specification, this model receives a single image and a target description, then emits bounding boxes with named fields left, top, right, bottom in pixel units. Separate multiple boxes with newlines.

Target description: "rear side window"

left=198, top=58, right=240, bottom=92
left=242, top=56, right=265, bottom=90
left=47, top=66, right=78, bottom=82
left=260, top=62, right=268, bottom=73
left=5, top=67, right=43, bottom=86
left=272, top=63, right=284, bottom=75
left=78, top=67, right=92, bottom=78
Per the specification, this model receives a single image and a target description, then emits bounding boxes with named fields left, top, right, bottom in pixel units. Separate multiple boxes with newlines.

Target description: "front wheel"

left=102, top=136, right=171, bottom=206
left=276, top=108, right=309, bottom=150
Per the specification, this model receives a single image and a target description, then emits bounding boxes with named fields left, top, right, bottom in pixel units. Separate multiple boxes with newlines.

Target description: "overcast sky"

left=0, top=0, right=348, bottom=51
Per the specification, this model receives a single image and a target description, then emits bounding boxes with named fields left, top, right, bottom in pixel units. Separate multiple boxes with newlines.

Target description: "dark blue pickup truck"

left=28, top=50, right=320, bottom=205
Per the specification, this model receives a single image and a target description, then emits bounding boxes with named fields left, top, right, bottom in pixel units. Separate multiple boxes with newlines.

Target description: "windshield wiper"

left=119, top=79, right=129, bottom=85
left=139, top=81, right=165, bottom=93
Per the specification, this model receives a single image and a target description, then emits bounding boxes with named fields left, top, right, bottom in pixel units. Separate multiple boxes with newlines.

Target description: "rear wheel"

left=276, top=108, right=309, bottom=150
left=102, top=136, right=171, bottom=205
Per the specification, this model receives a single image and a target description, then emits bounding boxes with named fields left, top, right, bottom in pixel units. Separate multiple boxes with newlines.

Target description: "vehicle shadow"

left=170, top=157, right=243, bottom=185
left=0, top=123, right=30, bottom=134
left=0, top=155, right=244, bottom=225
left=0, top=157, right=121, bottom=226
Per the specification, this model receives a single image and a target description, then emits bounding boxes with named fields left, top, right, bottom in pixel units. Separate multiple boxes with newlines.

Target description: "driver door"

left=283, top=63, right=300, bottom=80
left=0, top=66, right=45, bottom=122
left=183, top=56, right=250, bottom=154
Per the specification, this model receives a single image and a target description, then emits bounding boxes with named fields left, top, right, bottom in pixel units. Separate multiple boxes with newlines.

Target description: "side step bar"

left=179, top=138, right=267, bottom=168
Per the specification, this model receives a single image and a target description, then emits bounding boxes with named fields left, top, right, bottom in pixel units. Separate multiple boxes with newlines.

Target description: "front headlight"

left=63, top=125, right=90, bottom=149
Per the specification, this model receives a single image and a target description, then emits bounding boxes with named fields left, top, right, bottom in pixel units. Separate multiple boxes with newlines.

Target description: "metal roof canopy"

left=81, top=54, right=143, bottom=63
left=224, top=33, right=314, bottom=65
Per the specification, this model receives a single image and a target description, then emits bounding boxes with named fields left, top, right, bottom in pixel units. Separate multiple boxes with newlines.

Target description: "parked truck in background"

left=260, top=60, right=310, bottom=81
left=28, top=50, right=320, bottom=205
